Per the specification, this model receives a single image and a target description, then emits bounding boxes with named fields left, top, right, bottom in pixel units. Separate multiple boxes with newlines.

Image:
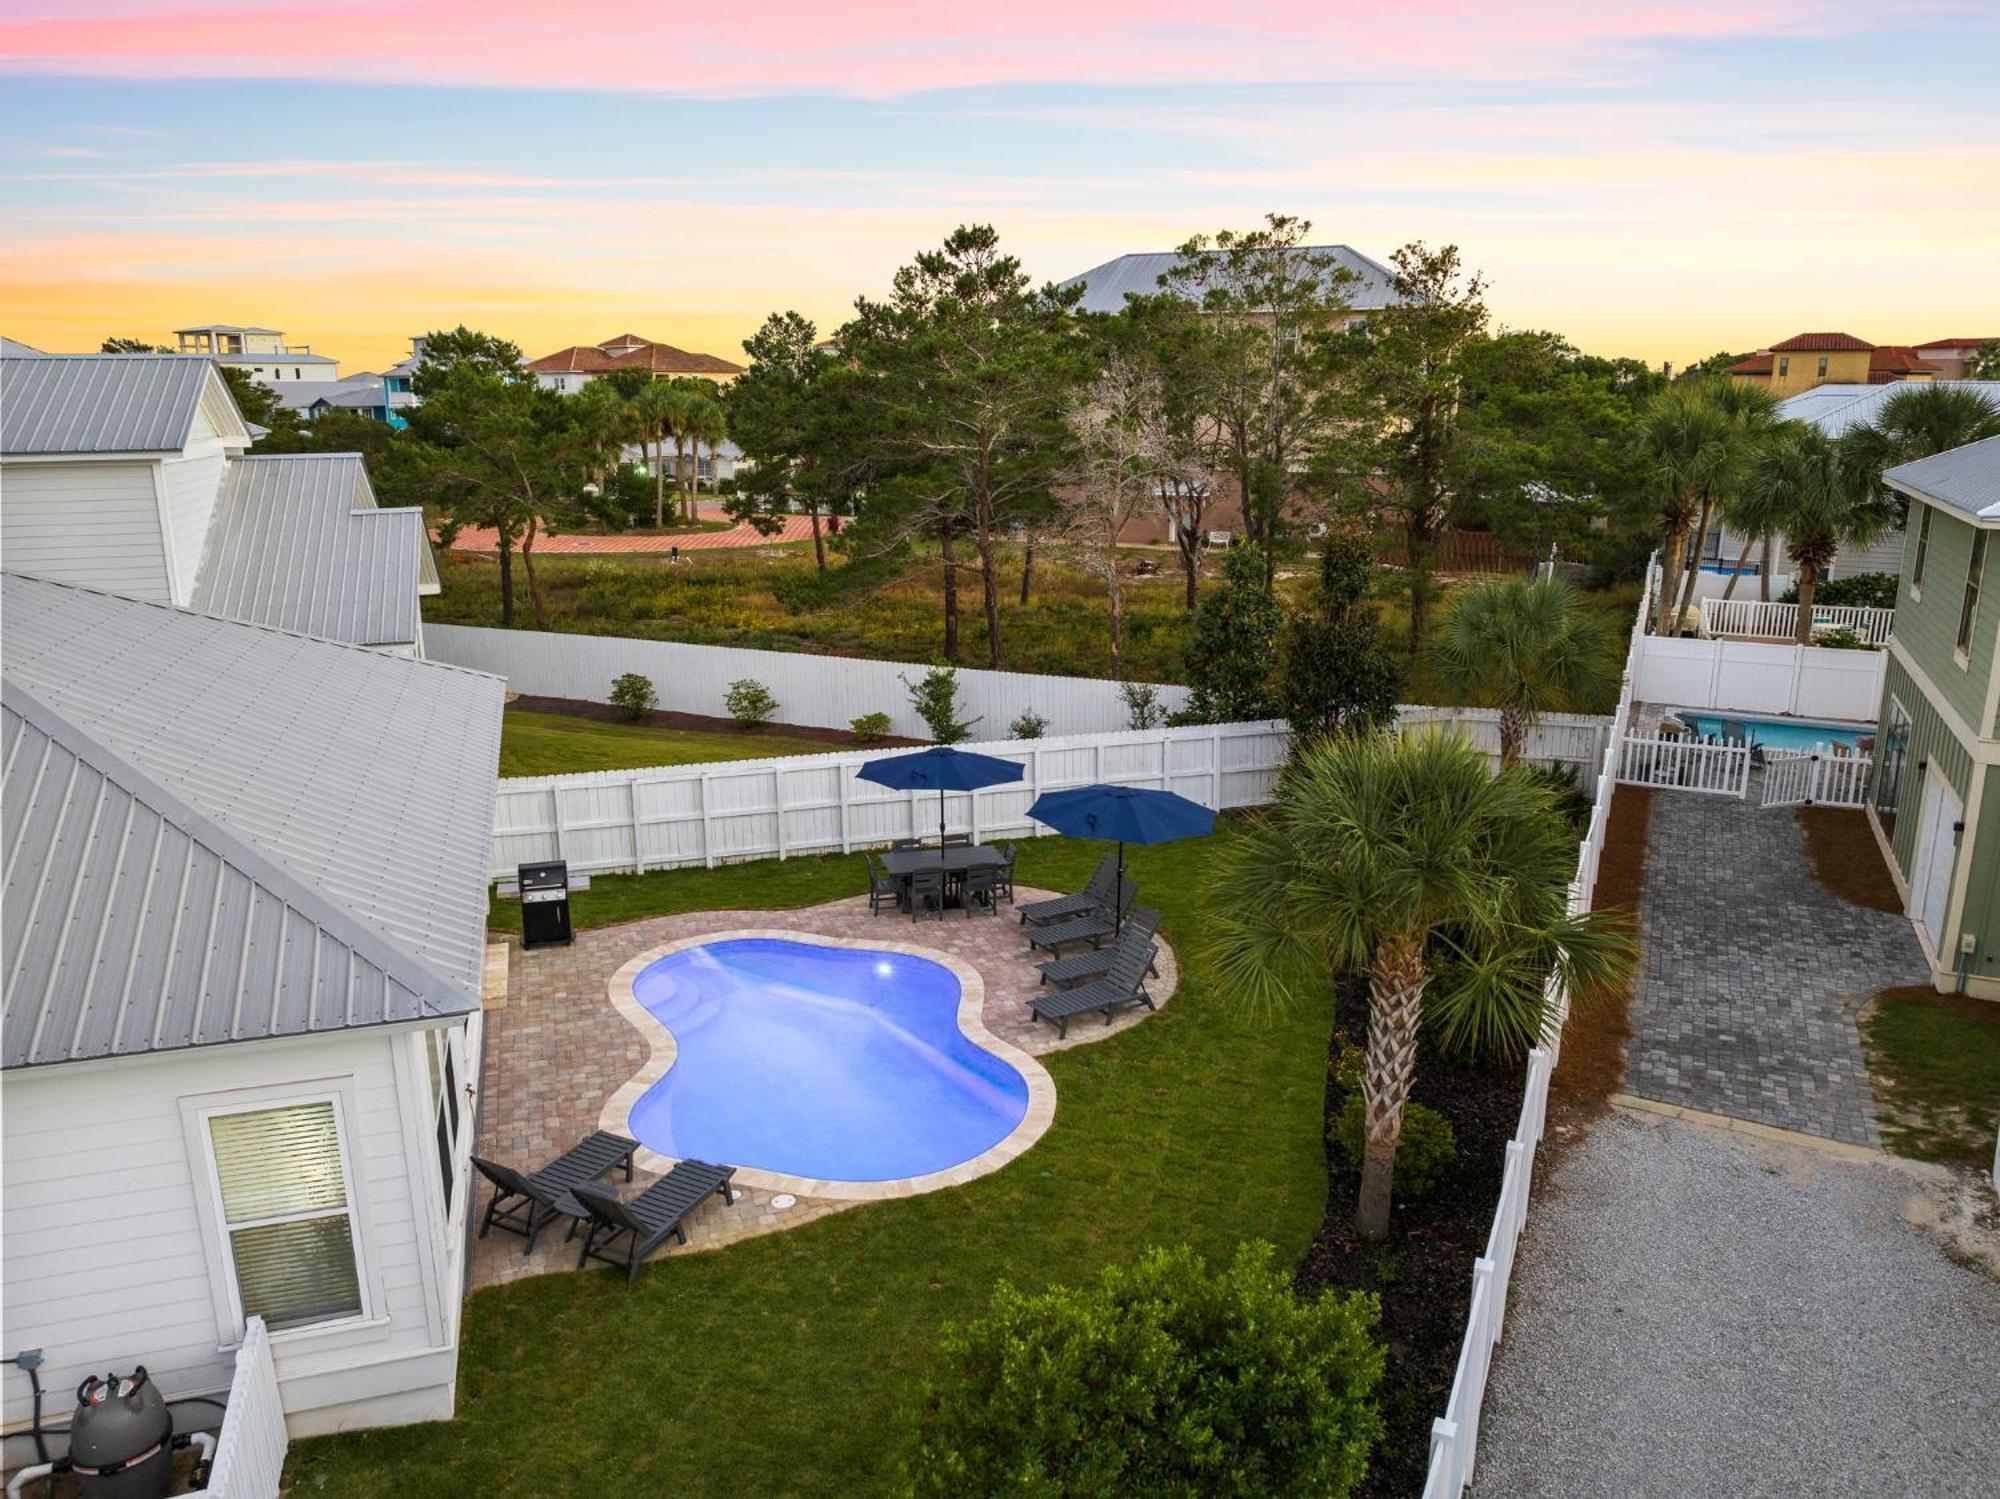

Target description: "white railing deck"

left=1698, top=597, right=1895, bottom=647
left=1616, top=734, right=1751, bottom=797
left=190, top=1318, right=285, bottom=1499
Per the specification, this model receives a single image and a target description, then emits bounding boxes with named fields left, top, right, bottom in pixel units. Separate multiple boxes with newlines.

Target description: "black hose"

left=2, top=1355, right=48, bottom=1465
left=168, top=1396, right=229, bottom=1417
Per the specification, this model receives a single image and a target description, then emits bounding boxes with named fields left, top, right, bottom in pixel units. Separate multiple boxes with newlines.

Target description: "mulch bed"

left=509, top=694, right=925, bottom=750
left=1796, top=805, right=1902, bottom=913
left=1547, top=784, right=1653, bottom=1126
left=1294, top=986, right=1527, bottom=1499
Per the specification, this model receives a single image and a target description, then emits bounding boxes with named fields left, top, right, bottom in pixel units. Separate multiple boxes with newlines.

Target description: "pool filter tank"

left=70, top=1367, right=174, bottom=1499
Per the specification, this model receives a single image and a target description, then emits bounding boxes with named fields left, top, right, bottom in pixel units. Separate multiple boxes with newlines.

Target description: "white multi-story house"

left=174, top=324, right=340, bottom=386
left=1, top=354, right=437, bottom=654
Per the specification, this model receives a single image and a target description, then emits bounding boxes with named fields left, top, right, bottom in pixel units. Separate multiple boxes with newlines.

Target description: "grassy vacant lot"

left=1862, top=986, right=2000, bottom=1166
left=289, top=833, right=1333, bottom=1497
left=431, top=545, right=1643, bottom=710
left=499, top=708, right=834, bottom=777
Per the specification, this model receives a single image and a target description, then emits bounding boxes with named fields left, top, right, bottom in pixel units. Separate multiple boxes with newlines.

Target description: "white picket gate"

left=189, top=1318, right=286, bottom=1499
left=1615, top=734, right=1750, bottom=797
left=1759, top=749, right=1871, bottom=809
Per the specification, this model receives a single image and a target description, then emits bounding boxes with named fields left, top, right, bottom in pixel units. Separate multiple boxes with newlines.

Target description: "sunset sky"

left=3, top=1, right=1995, bottom=373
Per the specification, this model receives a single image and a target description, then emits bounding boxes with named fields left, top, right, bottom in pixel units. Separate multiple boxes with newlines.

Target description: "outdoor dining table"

left=879, top=844, right=1006, bottom=909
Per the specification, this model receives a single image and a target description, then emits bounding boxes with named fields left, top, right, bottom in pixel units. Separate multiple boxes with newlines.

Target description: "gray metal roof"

left=0, top=336, right=44, bottom=357
left=176, top=325, right=283, bottom=336
left=191, top=455, right=429, bottom=646
left=1775, top=380, right=2000, bottom=437
left=212, top=350, right=337, bottom=366
left=1, top=355, right=241, bottom=455
left=1883, top=434, right=2000, bottom=522
left=1059, top=245, right=1400, bottom=316
left=1, top=573, right=505, bottom=1068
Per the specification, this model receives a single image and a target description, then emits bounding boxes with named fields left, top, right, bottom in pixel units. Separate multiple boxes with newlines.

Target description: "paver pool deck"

left=470, top=890, right=1176, bottom=1288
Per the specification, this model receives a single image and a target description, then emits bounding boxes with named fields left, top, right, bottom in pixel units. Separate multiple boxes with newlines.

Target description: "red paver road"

left=441, top=508, right=819, bottom=554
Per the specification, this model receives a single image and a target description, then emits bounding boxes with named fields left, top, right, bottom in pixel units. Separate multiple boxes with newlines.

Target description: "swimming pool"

left=1686, top=714, right=1868, bottom=752
left=626, top=938, right=1031, bottom=1184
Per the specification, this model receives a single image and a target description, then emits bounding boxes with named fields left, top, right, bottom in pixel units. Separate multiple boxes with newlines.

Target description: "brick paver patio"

left=1623, top=782, right=1926, bottom=1145
left=470, top=890, right=1176, bottom=1288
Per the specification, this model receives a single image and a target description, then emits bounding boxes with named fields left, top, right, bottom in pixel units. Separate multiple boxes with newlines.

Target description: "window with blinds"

left=207, top=1101, right=362, bottom=1331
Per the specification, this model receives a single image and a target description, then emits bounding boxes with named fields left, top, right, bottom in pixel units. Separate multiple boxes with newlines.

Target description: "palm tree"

left=1634, top=384, right=1732, bottom=634
left=1749, top=426, right=1895, bottom=642
left=630, top=381, right=682, bottom=527
left=1206, top=731, right=1632, bottom=1238
left=1702, top=381, right=1782, bottom=601
left=1429, top=577, right=1613, bottom=765
left=686, top=394, right=729, bottom=521
left=1839, top=384, right=2000, bottom=497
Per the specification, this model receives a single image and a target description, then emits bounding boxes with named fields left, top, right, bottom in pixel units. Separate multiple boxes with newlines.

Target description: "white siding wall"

left=160, top=445, right=229, bottom=602
left=0, top=461, right=172, bottom=601
left=1, top=1027, right=458, bottom=1460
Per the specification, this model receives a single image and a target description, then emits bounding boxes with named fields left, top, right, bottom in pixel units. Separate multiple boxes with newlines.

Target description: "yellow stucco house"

left=1730, top=332, right=1939, bottom=397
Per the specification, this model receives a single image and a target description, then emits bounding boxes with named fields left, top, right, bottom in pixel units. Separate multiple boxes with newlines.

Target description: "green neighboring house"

left=1869, top=433, right=2000, bottom=998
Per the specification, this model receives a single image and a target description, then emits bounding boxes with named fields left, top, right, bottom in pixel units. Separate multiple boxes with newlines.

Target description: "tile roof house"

left=1, top=573, right=506, bottom=1460
left=1913, top=336, right=1998, bottom=381
left=525, top=333, right=744, bottom=393
left=1728, top=332, right=1941, bottom=395
left=2, top=354, right=436, bottom=654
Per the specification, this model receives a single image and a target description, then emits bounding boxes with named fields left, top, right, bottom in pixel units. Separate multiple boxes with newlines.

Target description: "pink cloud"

left=0, top=0, right=1885, bottom=95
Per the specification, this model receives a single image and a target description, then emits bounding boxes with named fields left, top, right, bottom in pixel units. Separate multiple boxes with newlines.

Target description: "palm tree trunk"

left=652, top=439, right=666, bottom=529
left=1674, top=494, right=1713, bottom=623
left=1719, top=533, right=1757, bottom=601
left=1759, top=534, right=1774, bottom=602
left=1357, top=933, right=1429, bottom=1239
left=1655, top=528, right=1688, bottom=635
left=1793, top=563, right=1819, bottom=644
left=1498, top=701, right=1527, bottom=767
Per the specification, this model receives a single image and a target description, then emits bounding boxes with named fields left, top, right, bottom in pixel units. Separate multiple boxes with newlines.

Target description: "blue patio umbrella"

left=1026, top=784, right=1215, bottom=930
left=856, top=746, right=1025, bottom=856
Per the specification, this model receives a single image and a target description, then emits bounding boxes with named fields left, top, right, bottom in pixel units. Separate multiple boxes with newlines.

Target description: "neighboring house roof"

left=1, top=354, right=248, bottom=455
left=175, top=324, right=284, bottom=336
left=1059, top=245, right=1400, bottom=316
left=1916, top=336, right=1995, bottom=350
left=191, top=454, right=434, bottom=647
left=1882, top=433, right=2000, bottom=522
left=1867, top=346, right=1941, bottom=380
left=270, top=374, right=383, bottom=412
left=525, top=336, right=744, bottom=377
left=211, top=350, right=338, bottom=367
left=0, top=573, right=505, bottom=1068
left=0, top=336, right=45, bottom=357
left=1729, top=354, right=1773, bottom=376
left=1768, top=332, right=1875, bottom=352
left=1775, top=380, right=2000, bottom=437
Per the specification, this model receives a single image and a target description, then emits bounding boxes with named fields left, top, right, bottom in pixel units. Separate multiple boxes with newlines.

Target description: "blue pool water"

left=628, top=939, right=1030, bottom=1183
left=1687, top=715, right=1867, bottom=752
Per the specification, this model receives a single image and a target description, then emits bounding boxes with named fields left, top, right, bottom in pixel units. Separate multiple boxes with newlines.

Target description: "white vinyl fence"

left=1421, top=557, right=1648, bottom=1498
left=1616, top=734, right=1752, bottom=797
left=1759, top=748, right=1872, bottom=808
left=426, top=624, right=1191, bottom=740
left=1699, top=597, right=1895, bottom=646
left=1633, top=631, right=1886, bottom=722
left=190, top=1318, right=285, bottom=1499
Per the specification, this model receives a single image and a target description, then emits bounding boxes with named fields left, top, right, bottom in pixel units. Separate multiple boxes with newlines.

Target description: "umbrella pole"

left=939, top=787, right=947, bottom=859
left=1115, top=841, right=1126, bottom=935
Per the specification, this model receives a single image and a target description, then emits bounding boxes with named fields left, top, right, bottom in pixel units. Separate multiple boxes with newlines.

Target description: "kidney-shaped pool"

left=627, top=938, right=1031, bottom=1184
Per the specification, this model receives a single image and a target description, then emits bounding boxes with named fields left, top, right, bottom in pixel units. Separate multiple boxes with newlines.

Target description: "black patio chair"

left=995, top=843, right=1019, bottom=903
left=891, top=837, right=922, bottom=851
left=941, top=832, right=973, bottom=847
left=962, top=864, right=1001, bottom=917
left=908, top=866, right=947, bottom=921
left=1029, top=941, right=1159, bottom=1038
left=570, top=1161, right=738, bottom=1284
left=1017, top=853, right=1118, bottom=926
left=472, top=1131, right=638, bottom=1256
left=1024, top=881, right=1137, bottom=956
left=1037, top=907, right=1160, bottom=987
left=863, top=852, right=904, bottom=916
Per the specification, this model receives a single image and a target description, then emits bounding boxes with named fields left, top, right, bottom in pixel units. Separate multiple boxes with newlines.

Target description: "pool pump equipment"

left=69, top=1367, right=174, bottom=1498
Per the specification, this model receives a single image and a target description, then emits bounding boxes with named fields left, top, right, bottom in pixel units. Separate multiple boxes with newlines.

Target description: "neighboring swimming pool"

left=1685, top=714, right=1869, bottom=752
left=626, top=938, right=1031, bottom=1184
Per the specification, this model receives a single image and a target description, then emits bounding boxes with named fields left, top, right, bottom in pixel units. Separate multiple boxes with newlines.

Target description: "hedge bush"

left=724, top=678, right=779, bottom=726
left=850, top=711, right=893, bottom=744
left=608, top=672, right=657, bottom=721
left=1780, top=572, right=1897, bottom=609
left=1329, top=1095, right=1457, bottom=1200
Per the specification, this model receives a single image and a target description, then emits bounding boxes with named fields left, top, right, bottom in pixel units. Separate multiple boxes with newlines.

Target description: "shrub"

left=1780, top=571, right=1897, bottom=610
left=901, top=1243, right=1382, bottom=1499
left=1120, top=681, right=1165, bottom=730
left=1008, top=709, right=1048, bottom=739
left=1181, top=544, right=1281, bottom=724
left=724, top=677, right=779, bottom=726
left=850, top=711, right=893, bottom=744
left=1812, top=625, right=1872, bottom=651
left=608, top=672, right=657, bottom=721
left=903, top=666, right=979, bottom=744
left=1329, top=1095, right=1456, bottom=1200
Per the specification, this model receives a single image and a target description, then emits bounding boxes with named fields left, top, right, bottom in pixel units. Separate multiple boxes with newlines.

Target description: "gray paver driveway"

left=1624, top=786, right=1927, bottom=1145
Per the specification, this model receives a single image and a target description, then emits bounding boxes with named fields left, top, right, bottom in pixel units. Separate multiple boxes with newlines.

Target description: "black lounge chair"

left=1025, top=882, right=1137, bottom=956
left=995, top=843, right=1019, bottom=903
left=1016, top=854, right=1118, bottom=926
left=571, top=1161, right=738, bottom=1283
left=863, top=852, right=903, bottom=916
left=1038, top=907, right=1160, bottom=987
left=473, top=1131, right=638, bottom=1256
left=1029, top=942, right=1159, bottom=1038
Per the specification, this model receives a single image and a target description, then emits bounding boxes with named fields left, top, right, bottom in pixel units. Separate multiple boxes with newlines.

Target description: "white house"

left=174, top=325, right=340, bottom=387
left=1, top=573, right=506, bottom=1464
left=1, top=354, right=437, bottom=654
left=1058, top=244, right=1401, bottom=326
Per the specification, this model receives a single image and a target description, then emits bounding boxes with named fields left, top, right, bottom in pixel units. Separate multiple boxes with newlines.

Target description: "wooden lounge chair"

left=473, top=1131, right=638, bottom=1256
left=863, top=852, right=903, bottom=916
left=570, top=1161, right=738, bottom=1284
left=1037, top=908, right=1160, bottom=987
left=1025, top=882, right=1137, bottom=956
left=962, top=864, right=1001, bottom=917
left=908, top=866, right=946, bottom=921
left=1016, top=854, right=1118, bottom=926
left=1029, top=942, right=1159, bottom=1038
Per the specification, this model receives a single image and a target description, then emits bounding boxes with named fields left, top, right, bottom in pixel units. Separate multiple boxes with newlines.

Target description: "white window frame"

left=181, top=1077, right=381, bottom=1349
left=1912, top=506, right=1931, bottom=598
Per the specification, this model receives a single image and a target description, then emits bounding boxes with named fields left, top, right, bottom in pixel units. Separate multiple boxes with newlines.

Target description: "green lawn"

left=289, top=834, right=1333, bottom=1497
left=1861, top=986, right=2000, bottom=1167
left=499, top=708, right=836, bottom=777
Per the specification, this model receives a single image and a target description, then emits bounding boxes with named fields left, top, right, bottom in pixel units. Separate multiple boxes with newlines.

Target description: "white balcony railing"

left=1698, top=597, right=1894, bottom=646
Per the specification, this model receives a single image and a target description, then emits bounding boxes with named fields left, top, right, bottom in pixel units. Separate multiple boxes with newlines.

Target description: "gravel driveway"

left=1472, top=1108, right=2000, bottom=1498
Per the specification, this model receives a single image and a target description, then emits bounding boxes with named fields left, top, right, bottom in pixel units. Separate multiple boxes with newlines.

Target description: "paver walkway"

left=1624, top=784, right=1926, bottom=1145
left=1474, top=1108, right=2000, bottom=1498
left=470, top=890, right=1176, bottom=1288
